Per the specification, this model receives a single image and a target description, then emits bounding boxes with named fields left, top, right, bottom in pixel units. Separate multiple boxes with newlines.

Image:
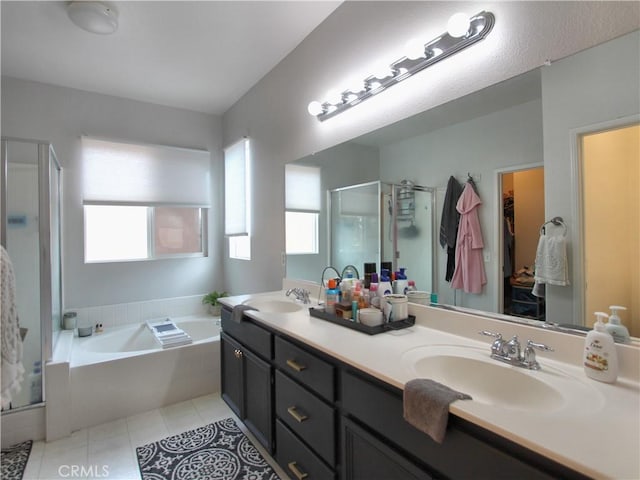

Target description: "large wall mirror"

left=285, top=30, right=639, bottom=340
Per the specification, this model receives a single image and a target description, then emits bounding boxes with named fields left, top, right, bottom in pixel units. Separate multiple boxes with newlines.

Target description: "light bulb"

left=346, top=78, right=365, bottom=94
left=307, top=101, right=324, bottom=116
left=367, top=80, right=382, bottom=92
left=447, top=12, right=470, bottom=38
left=405, top=39, right=426, bottom=60
left=430, top=47, right=443, bottom=58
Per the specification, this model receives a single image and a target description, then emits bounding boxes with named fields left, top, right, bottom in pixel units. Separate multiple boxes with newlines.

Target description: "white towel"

left=532, top=233, right=569, bottom=297
left=1, top=246, right=25, bottom=409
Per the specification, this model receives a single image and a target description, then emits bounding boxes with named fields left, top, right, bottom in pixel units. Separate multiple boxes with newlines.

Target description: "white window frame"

left=225, top=138, right=252, bottom=260
left=83, top=202, right=208, bottom=263
left=285, top=164, right=321, bottom=256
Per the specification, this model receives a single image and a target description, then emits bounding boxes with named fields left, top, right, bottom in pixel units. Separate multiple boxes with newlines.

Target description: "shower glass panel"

left=1, top=138, right=61, bottom=410
left=329, top=181, right=381, bottom=272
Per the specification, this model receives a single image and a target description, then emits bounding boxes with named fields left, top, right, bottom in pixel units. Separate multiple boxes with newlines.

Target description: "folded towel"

left=403, top=379, right=472, bottom=444
left=232, top=304, right=257, bottom=324
left=532, top=233, right=569, bottom=297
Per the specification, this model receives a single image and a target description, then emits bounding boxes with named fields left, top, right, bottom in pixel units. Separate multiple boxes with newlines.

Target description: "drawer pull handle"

left=288, top=461, right=308, bottom=480
left=287, top=406, right=308, bottom=423
left=286, top=359, right=307, bottom=372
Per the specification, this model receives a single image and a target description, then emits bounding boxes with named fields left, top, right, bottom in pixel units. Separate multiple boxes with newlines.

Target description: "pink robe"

left=451, top=183, right=487, bottom=294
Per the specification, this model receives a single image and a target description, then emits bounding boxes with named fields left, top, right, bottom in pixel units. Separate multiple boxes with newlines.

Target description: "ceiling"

left=0, top=1, right=342, bottom=115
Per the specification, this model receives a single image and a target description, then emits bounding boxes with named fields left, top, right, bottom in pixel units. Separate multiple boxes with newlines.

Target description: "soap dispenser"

left=605, top=305, right=630, bottom=343
left=583, top=312, right=618, bottom=383
left=379, top=269, right=393, bottom=297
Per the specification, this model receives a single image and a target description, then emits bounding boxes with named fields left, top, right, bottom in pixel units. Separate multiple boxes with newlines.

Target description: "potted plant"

left=202, top=291, right=228, bottom=316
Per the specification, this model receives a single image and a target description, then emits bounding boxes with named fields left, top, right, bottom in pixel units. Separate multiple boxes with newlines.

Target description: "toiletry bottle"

left=407, top=280, right=417, bottom=292
left=369, top=282, right=380, bottom=308
left=583, top=312, right=618, bottom=383
left=393, top=267, right=408, bottom=294
left=379, top=269, right=393, bottom=297
left=325, top=279, right=339, bottom=315
left=352, top=288, right=360, bottom=322
left=363, top=262, right=376, bottom=288
left=605, top=306, right=630, bottom=343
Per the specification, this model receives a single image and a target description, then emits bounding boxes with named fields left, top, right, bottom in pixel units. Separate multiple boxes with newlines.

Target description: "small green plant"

left=202, top=291, right=228, bottom=306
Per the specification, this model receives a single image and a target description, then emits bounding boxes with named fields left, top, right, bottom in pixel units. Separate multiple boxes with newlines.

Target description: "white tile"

left=193, top=394, right=234, bottom=423
left=43, top=428, right=88, bottom=455
left=88, top=419, right=127, bottom=443
left=39, top=444, right=88, bottom=479
left=111, top=304, right=128, bottom=327
left=125, top=409, right=164, bottom=431
left=88, top=432, right=131, bottom=456
left=128, top=423, right=170, bottom=449
left=100, top=305, right=117, bottom=328
left=86, top=307, right=102, bottom=330
left=126, top=302, right=142, bottom=325
left=159, top=399, right=197, bottom=419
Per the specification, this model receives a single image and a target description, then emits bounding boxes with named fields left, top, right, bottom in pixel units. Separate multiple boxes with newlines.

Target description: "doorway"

left=581, top=123, right=639, bottom=337
left=498, top=166, right=545, bottom=319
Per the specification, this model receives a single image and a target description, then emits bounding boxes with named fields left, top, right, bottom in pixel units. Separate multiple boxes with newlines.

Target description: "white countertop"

left=220, top=289, right=640, bottom=480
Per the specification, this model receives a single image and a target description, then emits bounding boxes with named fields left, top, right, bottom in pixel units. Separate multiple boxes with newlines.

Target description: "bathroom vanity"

left=220, top=289, right=639, bottom=480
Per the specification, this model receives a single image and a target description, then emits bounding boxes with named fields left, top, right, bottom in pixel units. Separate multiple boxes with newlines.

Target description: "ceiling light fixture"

left=67, top=1, right=118, bottom=35
left=308, top=11, right=495, bottom=122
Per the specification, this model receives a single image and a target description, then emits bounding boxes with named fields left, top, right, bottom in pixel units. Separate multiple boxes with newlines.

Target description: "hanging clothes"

left=1, top=245, right=25, bottom=409
left=451, top=182, right=487, bottom=294
left=439, top=176, right=463, bottom=282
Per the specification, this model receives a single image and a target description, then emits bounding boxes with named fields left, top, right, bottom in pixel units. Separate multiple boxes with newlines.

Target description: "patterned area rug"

left=136, top=417, right=281, bottom=480
left=1, top=440, right=32, bottom=480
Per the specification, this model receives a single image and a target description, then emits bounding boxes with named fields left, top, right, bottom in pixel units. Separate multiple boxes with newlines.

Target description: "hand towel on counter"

left=231, top=304, right=257, bottom=323
left=532, top=233, right=569, bottom=297
left=403, top=379, right=472, bottom=444
left=1, top=246, right=25, bottom=409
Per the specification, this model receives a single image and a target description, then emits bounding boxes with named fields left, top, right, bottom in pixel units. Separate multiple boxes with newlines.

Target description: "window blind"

left=224, top=138, right=250, bottom=236
left=82, top=136, right=210, bottom=205
left=285, top=164, right=321, bottom=211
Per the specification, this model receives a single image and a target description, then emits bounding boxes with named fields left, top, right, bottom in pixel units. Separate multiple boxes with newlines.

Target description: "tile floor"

left=23, top=393, right=289, bottom=480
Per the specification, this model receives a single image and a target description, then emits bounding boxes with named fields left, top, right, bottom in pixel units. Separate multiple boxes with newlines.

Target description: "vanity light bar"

left=308, top=11, right=495, bottom=122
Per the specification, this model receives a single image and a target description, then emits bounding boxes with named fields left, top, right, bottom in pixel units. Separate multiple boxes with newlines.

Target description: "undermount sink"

left=242, top=298, right=305, bottom=314
left=402, top=345, right=604, bottom=414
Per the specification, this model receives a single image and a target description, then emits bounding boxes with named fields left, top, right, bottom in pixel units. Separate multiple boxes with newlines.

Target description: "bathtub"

left=64, top=316, right=221, bottom=431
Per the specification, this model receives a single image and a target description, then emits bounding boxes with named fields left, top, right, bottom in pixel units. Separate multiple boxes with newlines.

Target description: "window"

left=81, top=137, right=210, bottom=263
left=285, top=164, right=321, bottom=255
left=225, top=138, right=251, bottom=259
left=84, top=204, right=206, bottom=263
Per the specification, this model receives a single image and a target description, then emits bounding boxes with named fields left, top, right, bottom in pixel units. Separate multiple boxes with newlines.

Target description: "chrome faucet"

left=286, top=288, right=311, bottom=304
left=480, top=331, right=553, bottom=370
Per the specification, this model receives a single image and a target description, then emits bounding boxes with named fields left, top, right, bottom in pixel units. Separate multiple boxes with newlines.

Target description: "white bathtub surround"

left=221, top=284, right=640, bottom=480
left=66, top=294, right=210, bottom=332
left=47, top=315, right=220, bottom=441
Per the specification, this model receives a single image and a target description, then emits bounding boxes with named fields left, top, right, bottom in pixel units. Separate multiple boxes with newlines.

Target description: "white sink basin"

left=402, top=345, right=604, bottom=414
left=242, top=298, right=305, bottom=314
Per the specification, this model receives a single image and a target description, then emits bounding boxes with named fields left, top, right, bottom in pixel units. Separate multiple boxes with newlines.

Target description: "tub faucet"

left=286, top=288, right=311, bottom=304
left=479, top=331, right=553, bottom=370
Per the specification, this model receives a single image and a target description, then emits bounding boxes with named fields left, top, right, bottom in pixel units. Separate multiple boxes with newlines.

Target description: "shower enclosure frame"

left=327, top=181, right=437, bottom=291
left=1, top=137, right=62, bottom=408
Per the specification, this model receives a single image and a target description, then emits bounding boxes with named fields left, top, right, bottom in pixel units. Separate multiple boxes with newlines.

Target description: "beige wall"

left=514, top=169, right=545, bottom=271
left=583, top=124, right=640, bottom=336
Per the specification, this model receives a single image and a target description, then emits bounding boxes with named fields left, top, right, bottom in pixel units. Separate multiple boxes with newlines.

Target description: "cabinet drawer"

left=221, top=308, right=272, bottom=360
left=340, top=370, right=563, bottom=480
left=276, top=420, right=335, bottom=480
left=275, top=370, right=335, bottom=466
left=275, top=336, right=334, bottom=401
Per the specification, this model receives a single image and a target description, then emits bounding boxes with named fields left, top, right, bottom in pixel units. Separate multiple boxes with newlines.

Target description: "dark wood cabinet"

left=341, top=417, right=432, bottom=480
left=220, top=310, right=274, bottom=453
left=221, top=306, right=588, bottom=480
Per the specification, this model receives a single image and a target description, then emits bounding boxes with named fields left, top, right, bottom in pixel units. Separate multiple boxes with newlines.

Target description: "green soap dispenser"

left=605, top=306, right=630, bottom=343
